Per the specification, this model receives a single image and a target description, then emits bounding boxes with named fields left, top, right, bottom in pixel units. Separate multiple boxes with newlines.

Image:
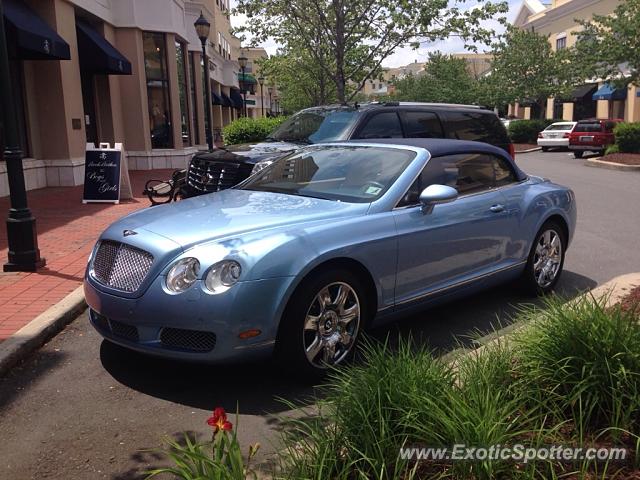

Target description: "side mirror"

left=419, top=184, right=458, bottom=208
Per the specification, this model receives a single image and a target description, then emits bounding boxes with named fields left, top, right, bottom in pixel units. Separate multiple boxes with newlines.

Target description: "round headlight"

left=166, top=257, right=200, bottom=293
left=251, top=160, right=274, bottom=175
left=204, top=260, right=242, bottom=294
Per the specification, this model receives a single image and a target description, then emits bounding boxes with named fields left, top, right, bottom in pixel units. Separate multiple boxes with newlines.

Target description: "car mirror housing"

left=419, top=184, right=458, bottom=210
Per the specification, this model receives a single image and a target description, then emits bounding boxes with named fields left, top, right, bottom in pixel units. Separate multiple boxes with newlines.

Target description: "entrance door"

left=80, top=69, right=98, bottom=144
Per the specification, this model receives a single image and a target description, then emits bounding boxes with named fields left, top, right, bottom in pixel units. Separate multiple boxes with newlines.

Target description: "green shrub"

left=614, top=122, right=640, bottom=153
left=605, top=143, right=620, bottom=155
left=515, top=294, right=640, bottom=435
left=222, top=116, right=287, bottom=145
left=508, top=119, right=558, bottom=144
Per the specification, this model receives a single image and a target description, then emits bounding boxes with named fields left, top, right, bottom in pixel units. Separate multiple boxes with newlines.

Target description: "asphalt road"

left=1, top=150, right=639, bottom=479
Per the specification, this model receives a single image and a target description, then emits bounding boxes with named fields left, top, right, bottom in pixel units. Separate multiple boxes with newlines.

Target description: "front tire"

left=522, top=220, right=566, bottom=295
left=276, top=269, right=369, bottom=375
left=573, top=150, right=584, bottom=158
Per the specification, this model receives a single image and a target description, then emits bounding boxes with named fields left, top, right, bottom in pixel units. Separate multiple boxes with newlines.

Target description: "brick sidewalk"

left=0, top=169, right=175, bottom=341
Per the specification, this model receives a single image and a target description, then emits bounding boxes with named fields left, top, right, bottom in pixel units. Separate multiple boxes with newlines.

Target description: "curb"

left=446, top=272, right=640, bottom=364
left=0, top=286, right=86, bottom=377
left=585, top=157, right=640, bottom=171
left=515, top=147, right=542, bottom=153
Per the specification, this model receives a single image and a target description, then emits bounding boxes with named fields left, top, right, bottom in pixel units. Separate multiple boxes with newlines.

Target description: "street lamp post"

left=238, top=53, right=248, bottom=118
left=194, top=12, right=213, bottom=152
left=0, top=0, right=45, bottom=272
left=258, top=76, right=265, bottom=118
left=268, top=86, right=273, bottom=116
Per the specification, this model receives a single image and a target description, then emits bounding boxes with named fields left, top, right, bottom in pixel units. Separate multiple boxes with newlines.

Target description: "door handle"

left=490, top=204, right=505, bottom=213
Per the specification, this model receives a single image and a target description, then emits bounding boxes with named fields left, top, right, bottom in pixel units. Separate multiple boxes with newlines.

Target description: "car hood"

left=194, top=141, right=302, bottom=165
left=109, top=189, right=368, bottom=249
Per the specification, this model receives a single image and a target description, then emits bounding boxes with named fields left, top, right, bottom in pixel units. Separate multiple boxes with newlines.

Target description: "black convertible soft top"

left=347, top=138, right=527, bottom=182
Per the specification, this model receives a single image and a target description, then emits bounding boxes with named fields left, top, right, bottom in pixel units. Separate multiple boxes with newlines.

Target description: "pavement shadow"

left=100, top=269, right=595, bottom=415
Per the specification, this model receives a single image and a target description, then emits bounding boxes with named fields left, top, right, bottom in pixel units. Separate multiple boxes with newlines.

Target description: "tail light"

left=508, top=143, right=515, bottom=160
left=537, top=132, right=543, bottom=138
left=563, top=133, right=570, bottom=138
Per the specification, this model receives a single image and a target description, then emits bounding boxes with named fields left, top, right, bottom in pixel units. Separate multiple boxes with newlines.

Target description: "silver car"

left=537, top=122, right=577, bottom=151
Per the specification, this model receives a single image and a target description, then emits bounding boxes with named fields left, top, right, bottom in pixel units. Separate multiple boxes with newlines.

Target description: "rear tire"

left=275, top=268, right=370, bottom=376
left=541, top=147, right=550, bottom=152
left=522, top=220, right=566, bottom=296
left=573, top=151, right=584, bottom=158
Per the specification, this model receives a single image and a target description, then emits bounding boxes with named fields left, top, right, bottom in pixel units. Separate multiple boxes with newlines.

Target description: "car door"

left=392, top=152, right=518, bottom=306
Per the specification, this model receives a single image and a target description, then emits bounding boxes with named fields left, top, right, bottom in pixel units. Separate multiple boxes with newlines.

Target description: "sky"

left=230, top=0, right=524, bottom=68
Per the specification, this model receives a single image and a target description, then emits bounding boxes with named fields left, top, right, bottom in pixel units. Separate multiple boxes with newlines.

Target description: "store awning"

left=592, top=83, right=627, bottom=101
left=212, top=91, right=223, bottom=105
left=220, top=92, right=232, bottom=107
left=570, top=84, right=597, bottom=102
left=230, top=89, right=243, bottom=109
left=76, top=20, right=131, bottom=75
left=3, top=0, right=70, bottom=60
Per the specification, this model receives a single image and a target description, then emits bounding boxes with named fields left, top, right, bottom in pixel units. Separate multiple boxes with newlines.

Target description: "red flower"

left=206, top=407, right=233, bottom=433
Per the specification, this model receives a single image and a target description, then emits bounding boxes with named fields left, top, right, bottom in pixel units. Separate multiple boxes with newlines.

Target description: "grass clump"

left=278, top=294, right=640, bottom=479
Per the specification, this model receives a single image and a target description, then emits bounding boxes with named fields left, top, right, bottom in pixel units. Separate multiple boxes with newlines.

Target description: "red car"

left=568, top=119, right=623, bottom=158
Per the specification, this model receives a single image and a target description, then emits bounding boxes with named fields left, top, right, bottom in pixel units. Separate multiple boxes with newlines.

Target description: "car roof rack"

left=368, top=101, right=482, bottom=109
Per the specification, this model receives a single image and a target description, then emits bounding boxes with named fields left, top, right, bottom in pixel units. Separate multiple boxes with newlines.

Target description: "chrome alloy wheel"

left=303, top=282, right=361, bottom=368
left=533, top=229, right=563, bottom=288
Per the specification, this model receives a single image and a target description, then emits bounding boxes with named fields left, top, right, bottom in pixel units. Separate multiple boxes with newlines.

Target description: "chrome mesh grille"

left=160, top=327, right=217, bottom=352
left=187, top=158, right=252, bottom=193
left=92, top=241, right=154, bottom=292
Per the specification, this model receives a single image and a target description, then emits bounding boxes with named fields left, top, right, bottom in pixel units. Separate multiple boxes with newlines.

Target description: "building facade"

left=238, top=47, right=282, bottom=118
left=0, top=0, right=245, bottom=198
left=511, top=0, right=640, bottom=122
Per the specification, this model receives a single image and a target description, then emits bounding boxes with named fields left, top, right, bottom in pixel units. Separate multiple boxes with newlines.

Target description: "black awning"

left=212, top=91, right=223, bottom=105
left=230, top=89, right=243, bottom=109
left=76, top=20, right=131, bottom=75
left=3, top=0, right=70, bottom=60
left=571, top=84, right=597, bottom=102
left=220, top=92, right=232, bottom=107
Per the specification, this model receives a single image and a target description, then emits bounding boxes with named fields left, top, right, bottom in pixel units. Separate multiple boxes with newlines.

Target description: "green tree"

left=257, top=46, right=337, bottom=112
left=489, top=26, right=572, bottom=118
left=392, top=52, right=479, bottom=105
left=571, top=0, right=640, bottom=88
left=233, top=0, right=508, bottom=104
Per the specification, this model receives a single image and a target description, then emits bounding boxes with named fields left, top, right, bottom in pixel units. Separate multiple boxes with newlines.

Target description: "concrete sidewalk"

left=0, top=169, right=175, bottom=342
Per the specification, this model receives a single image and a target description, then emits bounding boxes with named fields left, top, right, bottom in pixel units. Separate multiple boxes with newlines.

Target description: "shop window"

left=556, top=36, right=567, bottom=50
left=143, top=32, right=173, bottom=149
left=176, top=41, right=191, bottom=146
left=189, top=52, right=200, bottom=145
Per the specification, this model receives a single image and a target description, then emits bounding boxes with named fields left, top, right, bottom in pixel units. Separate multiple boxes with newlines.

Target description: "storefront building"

left=0, top=0, right=243, bottom=197
left=510, top=0, right=640, bottom=122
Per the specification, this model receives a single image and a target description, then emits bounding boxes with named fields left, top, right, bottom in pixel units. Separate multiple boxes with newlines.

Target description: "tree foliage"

left=233, top=0, right=509, bottom=104
left=488, top=26, right=573, bottom=118
left=571, top=0, right=640, bottom=88
left=392, top=52, right=479, bottom=105
left=256, top=46, right=337, bottom=112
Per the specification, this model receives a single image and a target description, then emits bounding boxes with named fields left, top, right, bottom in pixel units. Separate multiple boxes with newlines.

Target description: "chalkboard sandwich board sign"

left=83, top=143, right=132, bottom=204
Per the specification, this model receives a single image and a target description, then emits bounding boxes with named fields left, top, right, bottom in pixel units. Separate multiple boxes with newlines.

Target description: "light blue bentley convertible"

left=84, top=139, right=576, bottom=373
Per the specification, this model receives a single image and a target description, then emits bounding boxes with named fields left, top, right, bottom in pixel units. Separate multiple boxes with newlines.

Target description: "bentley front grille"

left=92, top=240, right=154, bottom=293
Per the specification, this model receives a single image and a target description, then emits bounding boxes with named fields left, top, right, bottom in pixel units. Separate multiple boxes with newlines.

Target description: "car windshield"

left=574, top=122, right=602, bottom=132
left=241, top=145, right=415, bottom=203
left=545, top=124, right=575, bottom=131
left=268, top=109, right=360, bottom=144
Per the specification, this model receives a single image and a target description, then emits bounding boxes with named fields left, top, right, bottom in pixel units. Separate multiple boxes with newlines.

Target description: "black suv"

left=183, top=102, right=514, bottom=197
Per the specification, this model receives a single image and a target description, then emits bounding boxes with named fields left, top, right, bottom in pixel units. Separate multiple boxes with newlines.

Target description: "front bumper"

left=84, top=274, right=294, bottom=363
